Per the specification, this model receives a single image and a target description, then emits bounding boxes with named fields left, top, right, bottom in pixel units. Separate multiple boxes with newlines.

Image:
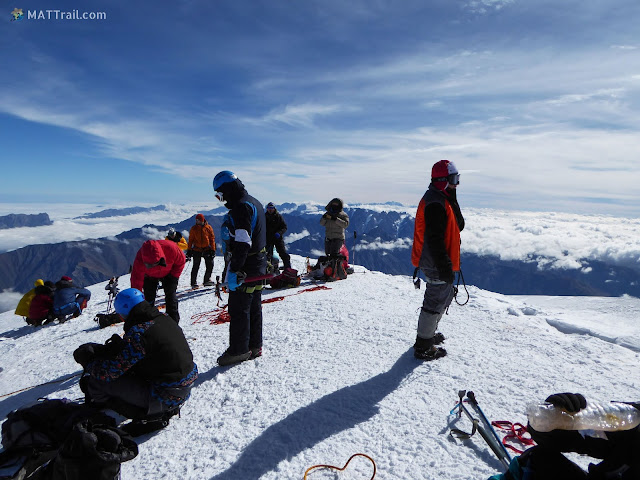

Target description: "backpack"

left=269, top=268, right=301, bottom=289
left=94, top=313, right=121, bottom=329
left=319, top=255, right=348, bottom=281
left=0, top=399, right=137, bottom=480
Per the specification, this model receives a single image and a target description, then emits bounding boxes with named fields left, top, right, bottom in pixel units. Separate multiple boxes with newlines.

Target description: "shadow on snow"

left=209, top=348, right=420, bottom=480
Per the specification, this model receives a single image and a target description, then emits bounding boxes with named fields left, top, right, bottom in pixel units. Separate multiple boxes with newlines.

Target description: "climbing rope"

left=191, top=286, right=331, bottom=325
left=491, top=420, right=535, bottom=454
left=0, top=371, right=82, bottom=399
left=262, top=285, right=331, bottom=304
left=304, top=453, right=377, bottom=479
left=191, top=305, right=231, bottom=325
left=453, top=268, right=470, bottom=306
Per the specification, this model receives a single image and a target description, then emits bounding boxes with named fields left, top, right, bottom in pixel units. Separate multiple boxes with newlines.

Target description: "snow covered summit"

left=1, top=255, right=638, bottom=479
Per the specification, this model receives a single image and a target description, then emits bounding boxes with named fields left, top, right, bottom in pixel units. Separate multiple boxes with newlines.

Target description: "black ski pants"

left=227, top=287, right=263, bottom=355
left=191, top=250, right=214, bottom=285
left=83, top=374, right=168, bottom=419
left=143, top=274, right=180, bottom=324
left=266, top=237, right=291, bottom=269
left=324, top=238, right=344, bottom=256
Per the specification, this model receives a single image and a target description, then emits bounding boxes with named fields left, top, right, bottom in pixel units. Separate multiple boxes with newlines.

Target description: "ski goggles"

left=434, top=173, right=460, bottom=185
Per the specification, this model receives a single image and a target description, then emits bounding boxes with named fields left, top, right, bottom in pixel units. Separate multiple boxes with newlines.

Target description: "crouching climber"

left=74, top=288, right=198, bottom=436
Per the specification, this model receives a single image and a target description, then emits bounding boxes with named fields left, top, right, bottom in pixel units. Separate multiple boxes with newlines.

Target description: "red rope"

left=491, top=420, right=536, bottom=454
left=191, top=286, right=331, bottom=324
left=191, top=305, right=231, bottom=325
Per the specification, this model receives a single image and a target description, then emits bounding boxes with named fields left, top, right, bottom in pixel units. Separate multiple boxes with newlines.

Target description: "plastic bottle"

left=526, top=402, right=640, bottom=432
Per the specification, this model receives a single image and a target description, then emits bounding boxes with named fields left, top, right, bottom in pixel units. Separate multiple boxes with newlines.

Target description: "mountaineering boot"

left=414, top=346, right=447, bottom=361
left=191, top=283, right=199, bottom=289
left=433, top=332, right=445, bottom=345
left=249, top=346, right=262, bottom=360
left=413, top=335, right=447, bottom=360
left=203, top=280, right=214, bottom=287
left=121, top=408, right=180, bottom=437
left=217, top=349, right=251, bottom=366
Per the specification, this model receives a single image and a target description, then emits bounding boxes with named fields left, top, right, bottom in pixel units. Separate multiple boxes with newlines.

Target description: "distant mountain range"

left=74, top=205, right=168, bottom=219
left=0, top=213, right=52, bottom=229
left=1, top=204, right=638, bottom=298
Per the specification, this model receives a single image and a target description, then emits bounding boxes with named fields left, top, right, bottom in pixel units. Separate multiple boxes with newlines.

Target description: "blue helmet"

left=114, top=288, right=145, bottom=318
left=213, top=171, right=238, bottom=191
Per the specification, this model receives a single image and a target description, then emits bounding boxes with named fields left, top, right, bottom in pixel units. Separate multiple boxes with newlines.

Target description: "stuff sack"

left=94, top=313, right=121, bottom=329
left=269, top=268, right=301, bottom=289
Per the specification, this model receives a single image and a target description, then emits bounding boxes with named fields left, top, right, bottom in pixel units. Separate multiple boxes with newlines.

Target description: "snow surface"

left=1, top=255, right=639, bottom=479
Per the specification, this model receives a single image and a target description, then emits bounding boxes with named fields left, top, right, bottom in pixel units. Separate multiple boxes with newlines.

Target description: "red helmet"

left=431, top=160, right=460, bottom=191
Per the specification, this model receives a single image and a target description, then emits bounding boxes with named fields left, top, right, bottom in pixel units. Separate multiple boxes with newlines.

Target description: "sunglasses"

left=266, top=206, right=275, bottom=210
left=215, top=191, right=224, bottom=202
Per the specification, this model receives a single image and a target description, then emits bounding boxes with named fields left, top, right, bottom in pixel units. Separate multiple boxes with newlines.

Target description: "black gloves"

left=330, top=214, right=337, bottom=220
left=545, top=393, right=587, bottom=413
left=73, top=343, right=103, bottom=367
left=185, top=250, right=193, bottom=260
left=74, top=335, right=124, bottom=367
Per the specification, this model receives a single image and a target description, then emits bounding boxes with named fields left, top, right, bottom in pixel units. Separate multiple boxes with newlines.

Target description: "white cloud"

left=356, top=238, right=412, bottom=251
left=285, top=229, right=310, bottom=244
left=0, top=290, right=23, bottom=314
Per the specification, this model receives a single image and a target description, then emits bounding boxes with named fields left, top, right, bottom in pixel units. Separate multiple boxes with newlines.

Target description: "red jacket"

left=131, top=240, right=186, bottom=291
left=29, top=287, right=54, bottom=321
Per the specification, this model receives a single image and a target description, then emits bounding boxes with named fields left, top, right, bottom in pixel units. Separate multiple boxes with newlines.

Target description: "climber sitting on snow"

left=74, top=288, right=198, bottom=436
left=52, top=276, right=91, bottom=320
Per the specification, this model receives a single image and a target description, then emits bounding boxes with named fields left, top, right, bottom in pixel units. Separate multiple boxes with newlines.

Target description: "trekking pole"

left=467, top=391, right=512, bottom=462
left=352, top=230, right=357, bottom=265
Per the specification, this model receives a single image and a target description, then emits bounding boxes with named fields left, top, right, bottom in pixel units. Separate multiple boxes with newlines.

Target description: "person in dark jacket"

left=27, top=280, right=55, bottom=326
left=411, top=160, right=464, bottom=361
left=265, top=202, right=291, bottom=270
left=212, top=170, right=267, bottom=366
left=130, top=239, right=185, bottom=324
left=52, top=276, right=91, bottom=320
left=489, top=392, right=640, bottom=480
left=319, top=198, right=350, bottom=256
left=74, top=288, right=198, bottom=433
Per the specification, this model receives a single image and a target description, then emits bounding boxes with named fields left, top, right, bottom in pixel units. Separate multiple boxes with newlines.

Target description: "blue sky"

left=2, top=0, right=640, bottom=215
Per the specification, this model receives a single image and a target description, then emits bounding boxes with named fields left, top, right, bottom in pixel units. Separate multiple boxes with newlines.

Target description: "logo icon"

left=11, top=8, right=24, bottom=21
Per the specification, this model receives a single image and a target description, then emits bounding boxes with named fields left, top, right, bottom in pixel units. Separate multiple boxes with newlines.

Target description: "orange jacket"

left=411, top=187, right=462, bottom=278
left=188, top=223, right=215, bottom=252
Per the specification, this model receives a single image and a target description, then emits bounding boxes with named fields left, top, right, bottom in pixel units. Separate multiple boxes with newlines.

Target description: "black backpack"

left=0, top=399, right=137, bottom=480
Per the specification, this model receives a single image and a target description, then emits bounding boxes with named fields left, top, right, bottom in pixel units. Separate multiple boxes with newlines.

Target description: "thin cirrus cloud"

left=1, top=1, right=640, bottom=215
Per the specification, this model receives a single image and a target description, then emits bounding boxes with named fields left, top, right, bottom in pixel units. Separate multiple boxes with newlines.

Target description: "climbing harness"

left=304, top=453, right=376, bottom=480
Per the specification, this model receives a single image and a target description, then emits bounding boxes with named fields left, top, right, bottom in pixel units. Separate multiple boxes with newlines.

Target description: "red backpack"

left=269, top=268, right=301, bottom=289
